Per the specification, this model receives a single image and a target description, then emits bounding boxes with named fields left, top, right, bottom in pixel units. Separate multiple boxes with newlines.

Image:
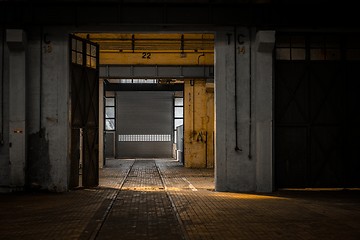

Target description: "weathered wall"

left=184, top=79, right=214, bottom=168
left=0, top=29, right=10, bottom=191
left=1, top=27, right=70, bottom=192
left=7, top=29, right=27, bottom=189
left=1, top=25, right=274, bottom=193
left=38, top=27, right=69, bottom=192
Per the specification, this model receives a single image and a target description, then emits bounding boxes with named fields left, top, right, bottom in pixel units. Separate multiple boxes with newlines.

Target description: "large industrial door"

left=69, top=35, right=99, bottom=188
left=116, top=91, right=173, bottom=158
left=275, top=34, right=360, bottom=188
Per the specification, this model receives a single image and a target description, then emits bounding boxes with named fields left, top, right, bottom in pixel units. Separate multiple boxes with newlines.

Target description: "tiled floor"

left=0, top=158, right=359, bottom=240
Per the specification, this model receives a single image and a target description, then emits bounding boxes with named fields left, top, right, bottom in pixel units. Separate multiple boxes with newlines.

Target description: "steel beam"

left=104, top=83, right=184, bottom=91
left=100, top=65, right=214, bottom=79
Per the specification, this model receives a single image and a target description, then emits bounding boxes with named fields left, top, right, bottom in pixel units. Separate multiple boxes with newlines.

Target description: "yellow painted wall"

left=184, top=80, right=214, bottom=168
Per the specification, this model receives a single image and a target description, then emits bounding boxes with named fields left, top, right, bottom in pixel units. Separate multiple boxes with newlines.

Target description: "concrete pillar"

left=184, top=79, right=214, bottom=168
left=254, top=30, right=275, bottom=192
left=6, top=29, right=27, bottom=189
left=40, top=27, right=69, bottom=191
left=215, top=27, right=255, bottom=192
left=215, top=28, right=275, bottom=193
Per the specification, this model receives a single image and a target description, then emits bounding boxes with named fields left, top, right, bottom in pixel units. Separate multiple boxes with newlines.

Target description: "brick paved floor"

left=0, top=158, right=359, bottom=240
left=95, top=160, right=183, bottom=240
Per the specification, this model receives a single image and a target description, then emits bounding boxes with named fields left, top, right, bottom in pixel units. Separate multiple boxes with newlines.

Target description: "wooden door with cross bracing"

left=69, top=34, right=99, bottom=188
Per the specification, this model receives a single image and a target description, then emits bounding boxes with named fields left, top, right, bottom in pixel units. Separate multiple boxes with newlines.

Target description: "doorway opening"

left=69, top=32, right=214, bottom=189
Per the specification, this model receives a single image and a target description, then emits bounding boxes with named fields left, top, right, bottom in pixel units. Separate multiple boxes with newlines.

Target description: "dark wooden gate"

left=275, top=34, right=360, bottom=188
left=69, top=35, right=99, bottom=188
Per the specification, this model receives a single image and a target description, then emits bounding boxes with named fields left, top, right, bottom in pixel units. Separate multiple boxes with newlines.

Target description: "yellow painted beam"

left=100, top=52, right=214, bottom=65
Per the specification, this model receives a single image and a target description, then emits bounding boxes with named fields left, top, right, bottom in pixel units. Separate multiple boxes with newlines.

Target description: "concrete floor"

left=0, top=158, right=359, bottom=240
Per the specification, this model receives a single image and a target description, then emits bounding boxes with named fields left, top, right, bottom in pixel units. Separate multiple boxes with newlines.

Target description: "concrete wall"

left=0, top=29, right=10, bottom=191
left=1, top=25, right=274, bottom=193
left=33, top=27, right=69, bottom=192
left=0, top=27, right=70, bottom=192
left=7, top=29, right=27, bottom=189
left=184, top=79, right=214, bottom=168
left=215, top=27, right=274, bottom=192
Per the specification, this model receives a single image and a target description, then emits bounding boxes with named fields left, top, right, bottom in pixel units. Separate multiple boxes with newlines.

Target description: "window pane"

left=174, top=107, right=183, bottom=118
left=91, top=57, right=97, bottom=68
left=86, top=55, right=91, bottom=67
left=91, top=45, right=97, bottom=57
left=326, top=49, right=341, bottom=60
left=310, top=49, right=325, bottom=60
left=291, top=48, right=306, bottom=60
left=106, top=98, right=115, bottom=106
left=120, top=79, right=132, bottom=83
left=72, top=51, right=76, bottom=63
left=86, top=43, right=90, bottom=55
left=175, top=119, right=183, bottom=129
left=77, top=40, right=83, bottom=52
left=175, top=98, right=183, bottom=106
left=77, top=53, right=83, bottom=65
left=105, top=119, right=115, bottom=130
left=106, top=107, right=115, bottom=118
left=72, top=38, right=76, bottom=50
left=276, top=48, right=290, bottom=60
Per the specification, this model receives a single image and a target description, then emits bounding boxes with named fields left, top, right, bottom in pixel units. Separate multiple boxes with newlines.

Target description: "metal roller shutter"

left=116, top=91, right=173, bottom=158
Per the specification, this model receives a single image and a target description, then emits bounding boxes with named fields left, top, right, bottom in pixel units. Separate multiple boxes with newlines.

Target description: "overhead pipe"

left=180, top=34, right=185, bottom=57
left=131, top=34, right=135, bottom=53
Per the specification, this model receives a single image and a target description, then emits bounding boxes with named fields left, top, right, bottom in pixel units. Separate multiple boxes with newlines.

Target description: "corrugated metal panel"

left=116, top=91, right=173, bottom=158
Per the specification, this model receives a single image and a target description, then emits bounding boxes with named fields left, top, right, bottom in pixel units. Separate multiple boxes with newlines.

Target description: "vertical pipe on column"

left=248, top=28, right=252, bottom=160
left=234, top=26, right=242, bottom=152
left=1, top=29, right=4, bottom=144
left=39, top=27, right=43, bottom=136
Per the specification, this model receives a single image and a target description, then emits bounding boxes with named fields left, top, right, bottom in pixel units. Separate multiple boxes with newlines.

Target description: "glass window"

left=105, top=97, right=116, bottom=131
left=105, top=119, right=115, bottom=131
left=106, top=107, right=115, bottom=118
left=174, top=107, right=183, bottom=118
left=276, top=48, right=290, bottom=60
left=174, top=96, right=184, bottom=144
left=291, top=49, right=306, bottom=60
left=106, top=98, right=115, bottom=106
left=175, top=98, right=183, bottom=106
left=175, top=119, right=183, bottom=129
